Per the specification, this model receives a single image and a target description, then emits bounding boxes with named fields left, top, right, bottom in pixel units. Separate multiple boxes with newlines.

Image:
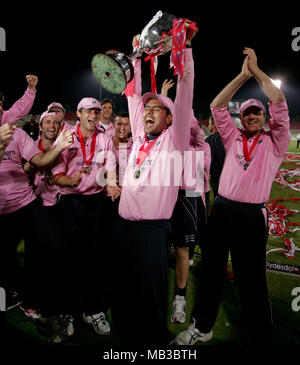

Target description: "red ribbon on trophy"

left=123, top=77, right=135, bottom=98
left=171, top=19, right=198, bottom=78
left=144, top=52, right=160, bottom=93
left=123, top=40, right=140, bottom=97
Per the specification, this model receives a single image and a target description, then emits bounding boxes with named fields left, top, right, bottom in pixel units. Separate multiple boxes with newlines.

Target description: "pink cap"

left=47, top=102, right=65, bottom=112
left=240, top=98, right=266, bottom=114
left=142, top=92, right=175, bottom=117
left=77, top=97, right=102, bottom=111
left=39, top=111, right=61, bottom=124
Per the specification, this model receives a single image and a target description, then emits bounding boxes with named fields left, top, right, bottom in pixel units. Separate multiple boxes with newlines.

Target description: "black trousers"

left=193, top=195, right=273, bottom=344
left=170, top=190, right=197, bottom=248
left=189, top=194, right=210, bottom=260
left=111, top=217, right=171, bottom=346
left=0, top=197, right=68, bottom=316
left=58, top=192, right=111, bottom=316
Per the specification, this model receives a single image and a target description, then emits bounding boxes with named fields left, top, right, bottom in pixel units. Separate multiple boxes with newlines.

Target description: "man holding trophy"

left=98, top=13, right=197, bottom=345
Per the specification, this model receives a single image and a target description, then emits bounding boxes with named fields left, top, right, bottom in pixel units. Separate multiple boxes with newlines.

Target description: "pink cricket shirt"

left=99, top=121, right=115, bottom=138
left=211, top=101, right=290, bottom=203
left=119, top=48, right=194, bottom=220
left=0, top=128, right=40, bottom=214
left=115, top=139, right=133, bottom=186
left=52, top=122, right=116, bottom=195
left=33, top=137, right=60, bottom=206
left=181, top=116, right=210, bottom=194
left=181, top=117, right=211, bottom=208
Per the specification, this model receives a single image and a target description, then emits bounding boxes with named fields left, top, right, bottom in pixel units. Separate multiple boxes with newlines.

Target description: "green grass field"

left=4, top=141, right=300, bottom=349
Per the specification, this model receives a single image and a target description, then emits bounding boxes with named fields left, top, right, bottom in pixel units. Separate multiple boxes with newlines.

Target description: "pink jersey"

left=114, top=139, right=133, bottom=186
left=98, top=121, right=115, bottom=138
left=0, top=128, right=40, bottom=214
left=119, top=48, right=194, bottom=220
left=1, top=88, right=36, bottom=125
left=211, top=101, right=290, bottom=203
left=52, top=122, right=116, bottom=195
left=181, top=118, right=203, bottom=191
left=181, top=118, right=211, bottom=208
left=33, top=137, right=60, bottom=206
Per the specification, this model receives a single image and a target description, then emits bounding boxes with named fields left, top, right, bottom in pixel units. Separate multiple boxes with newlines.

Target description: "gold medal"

left=244, top=162, right=249, bottom=170
left=45, top=176, right=54, bottom=185
left=134, top=169, right=141, bottom=179
left=83, top=167, right=91, bottom=174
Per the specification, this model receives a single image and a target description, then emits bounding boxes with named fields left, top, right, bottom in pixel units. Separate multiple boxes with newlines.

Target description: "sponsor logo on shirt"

left=2, top=150, right=16, bottom=160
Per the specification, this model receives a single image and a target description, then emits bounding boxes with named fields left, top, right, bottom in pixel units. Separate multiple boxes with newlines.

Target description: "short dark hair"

left=115, top=111, right=129, bottom=119
left=101, top=97, right=114, bottom=110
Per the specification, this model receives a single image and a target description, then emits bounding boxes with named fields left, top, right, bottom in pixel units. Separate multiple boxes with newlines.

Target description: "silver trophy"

left=91, top=11, right=176, bottom=94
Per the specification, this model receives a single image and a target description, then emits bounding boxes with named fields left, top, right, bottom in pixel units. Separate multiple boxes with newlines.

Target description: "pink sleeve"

left=211, top=106, right=238, bottom=151
left=104, top=138, right=117, bottom=172
left=127, top=59, right=144, bottom=140
left=16, top=128, right=41, bottom=161
left=190, top=115, right=204, bottom=150
left=267, top=100, right=290, bottom=157
left=2, top=88, right=36, bottom=125
left=171, top=48, right=194, bottom=152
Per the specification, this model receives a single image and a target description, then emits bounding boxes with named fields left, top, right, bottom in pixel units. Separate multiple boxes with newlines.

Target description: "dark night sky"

left=1, top=4, right=300, bottom=120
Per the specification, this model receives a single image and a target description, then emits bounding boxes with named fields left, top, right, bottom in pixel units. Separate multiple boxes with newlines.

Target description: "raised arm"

left=243, top=46, right=291, bottom=156
left=161, top=79, right=175, bottom=97
left=1, top=75, right=38, bottom=125
left=210, top=56, right=252, bottom=109
left=243, top=47, right=285, bottom=103
left=126, top=35, right=144, bottom=140
left=30, top=129, right=73, bottom=167
left=171, top=23, right=197, bottom=152
left=209, top=54, right=253, bottom=149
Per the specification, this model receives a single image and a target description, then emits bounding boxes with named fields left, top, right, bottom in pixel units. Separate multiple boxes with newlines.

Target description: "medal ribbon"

left=38, top=139, right=45, bottom=152
left=77, top=125, right=97, bottom=167
left=242, top=132, right=261, bottom=163
left=136, top=136, right=159, bottom=167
